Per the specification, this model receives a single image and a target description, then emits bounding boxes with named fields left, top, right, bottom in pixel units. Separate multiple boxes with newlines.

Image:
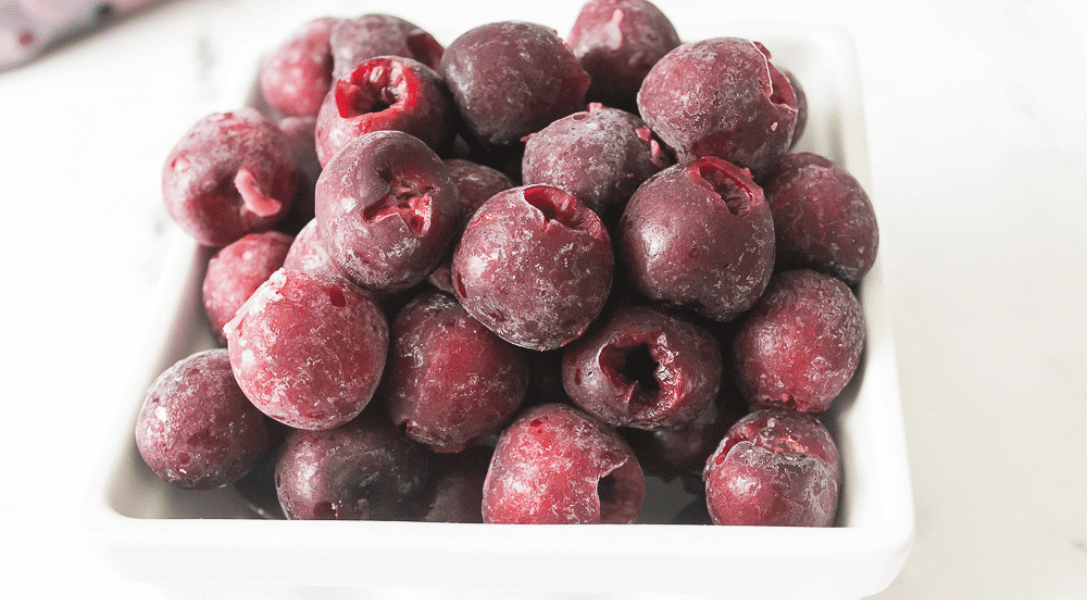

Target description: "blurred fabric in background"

left=1, top=0, right=165, bottom=70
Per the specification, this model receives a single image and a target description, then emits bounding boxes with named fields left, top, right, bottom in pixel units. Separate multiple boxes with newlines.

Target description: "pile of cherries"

left=136, top=0, right=878, bottom=527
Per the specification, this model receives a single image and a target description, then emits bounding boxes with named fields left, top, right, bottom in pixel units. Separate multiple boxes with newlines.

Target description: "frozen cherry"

left=278, top=116, right=322, bottom=186
left=259, top=17, right=338, bottom=118
left=315, top=130, right=462, bottom=293
left=329, top=14, right=443, bottom=79
left=419, top=444, right=493, bottom=523
left=442, top=158, right=516, bottom=224
left=566, top=0, right=681, bottom=112
left=202, top=231, right=293, bottom=345
left=224, top=269, right=388, bottom=430
left=715, top=408, right=841, bottom=483
left=163, top=108, right=298, bottom=247
left=385, top=290, right=530, bottom=453
left=638, top=37, right=798, bottom=180
left=732, top=269, right=865, bottom=414
left=783, top=69, right=808, bottom=148
left=282, top=218, right=344, bottom=281
left=622, top=359, right=748, bottom=483
left=426, top=158, right=515, bottom=294
left=522, top=103, right=671, bottom=219
left=314, top=55, right=456, bottom=167
left=275, top=413, right=429, bottom=520
left=763, top=152, right=878, bottom=284
left=703, top=408, right=841, bottom=526
left=282, top=220, right=426, bottom=322
left=452, top=184, right=614, bottom=351
left=482, top=403, right=644, bottom=524
left=422, top=267, right=453, bottom=301
left=135, top=349, right=271, bottom=490
left=439, top=21, right=590, bottom=148
left=618, top=156, right=775, bottom=322
left=561, top=304, right=722, bottom=431
left=274, top=115, right=321, bottom=235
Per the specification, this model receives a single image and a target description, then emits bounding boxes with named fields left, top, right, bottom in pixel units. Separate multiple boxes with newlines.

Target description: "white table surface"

left=2, top=0, right=1085, bottom=598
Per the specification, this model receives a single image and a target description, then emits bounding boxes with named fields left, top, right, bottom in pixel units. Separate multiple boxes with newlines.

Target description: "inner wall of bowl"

left=108, top=240, right=256, bottom=519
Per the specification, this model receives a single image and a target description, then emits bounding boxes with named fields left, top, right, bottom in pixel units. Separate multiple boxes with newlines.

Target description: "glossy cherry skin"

left=385, top=290, right=530, bottom=453
left=451, top=184, right=613, bottom=351
left=259, top=17, right=338, bottom=118
left=426, top=158, right=515, bottom=295
left=224, top=269, right=388, bottom=430
left=162, top=108, right=297, bottom=247
left=638, top=37, right=798, bottom=180
left=620, top=334, right=750, bottom=481
left=202, top=231, right=293, bottom=345
left=783, top=69, right=808, bottom=148
left=618, top=156, right=775, bottom=322
left=482, top=403, right=644, bottom=524
left=135, top=349, right=271, bottom=490
left=566, top=0, right=681, bottom=112
left=762, top=152, right=878, bottom=284
left=275, top=413, right=429, bottom=520
left=282, top=218, right=344, bottom=281
left=522, top=104, right=672, bottom=219
left=703, top=408, right=841, bottom=526
left=315, top=130, right=462, bottom=294
left=315, top=55, right=456, bottom=167
left=274, top=115, right=321, bottom=235
left=731, top=269, right=865, bottom=414
left=439, top=21, right=590, bottom=148
left=329, top=14, right=443, bottom=79
left=561, top=304, right=721, bottom=431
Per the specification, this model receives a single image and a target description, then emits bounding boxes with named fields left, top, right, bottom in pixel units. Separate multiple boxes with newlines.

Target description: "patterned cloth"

left=1, top=0, right=161, bottom=70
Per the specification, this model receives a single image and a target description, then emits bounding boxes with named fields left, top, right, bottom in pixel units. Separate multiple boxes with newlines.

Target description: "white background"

left=1, top=0, right=1085, bottom=598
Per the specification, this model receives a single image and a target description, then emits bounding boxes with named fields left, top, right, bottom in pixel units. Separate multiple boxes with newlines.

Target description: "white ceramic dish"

left=85, top=21, right=912, bottom=600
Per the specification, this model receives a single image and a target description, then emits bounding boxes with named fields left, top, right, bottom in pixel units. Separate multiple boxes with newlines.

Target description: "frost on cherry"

left=143, top=0, right=880, bottom=530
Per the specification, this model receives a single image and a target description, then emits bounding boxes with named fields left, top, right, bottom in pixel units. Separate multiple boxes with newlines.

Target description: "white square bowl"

left=85, top=21, right=913, bottom=600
